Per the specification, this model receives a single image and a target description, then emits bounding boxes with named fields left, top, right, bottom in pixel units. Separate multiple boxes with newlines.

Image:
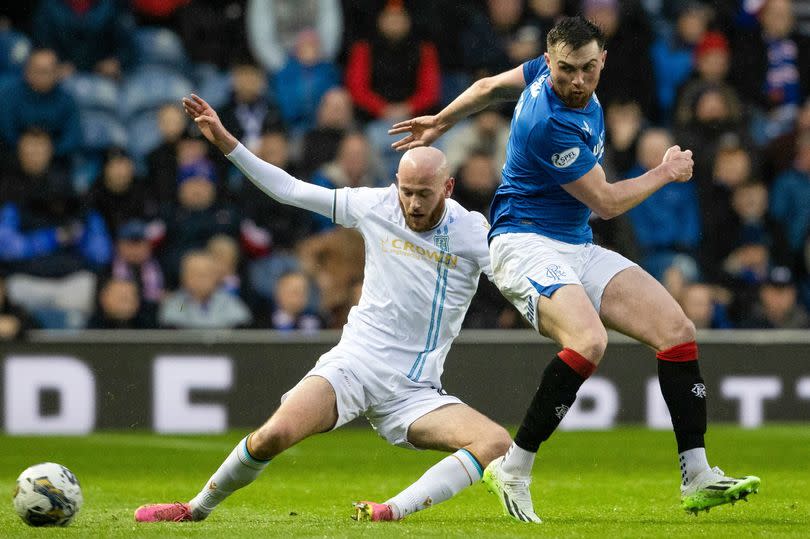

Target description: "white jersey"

left=226, top=143, right=492, bottom=386
left=332, top=184, right=492, bottom=385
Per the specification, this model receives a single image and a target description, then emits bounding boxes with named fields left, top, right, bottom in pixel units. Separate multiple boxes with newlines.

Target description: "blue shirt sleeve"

left=526, top=117, right=597, bottom=185
left=522, top=56, right=546, bottom=84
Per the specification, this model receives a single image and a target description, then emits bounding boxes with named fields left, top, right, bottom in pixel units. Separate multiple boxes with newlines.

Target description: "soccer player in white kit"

left=134, top=94, right=511, bottom=524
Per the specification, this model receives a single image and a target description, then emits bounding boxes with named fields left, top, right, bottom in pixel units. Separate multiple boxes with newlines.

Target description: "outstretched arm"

left=563, top=146, right=694, bottom=220
left=388, top=65, right=527, bottom=151
left=181, top=94, right=334, bottom=218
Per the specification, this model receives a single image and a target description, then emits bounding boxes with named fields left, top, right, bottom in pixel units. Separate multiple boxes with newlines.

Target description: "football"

left=12, top=462, right=83, bottom=527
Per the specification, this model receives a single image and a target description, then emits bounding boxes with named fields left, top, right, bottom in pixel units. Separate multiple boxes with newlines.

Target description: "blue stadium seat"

left=194, top=63, right=232, bottom=109
left=134, top=26, right=189, bottom=71
left=62, top=74, right=119, bottom=113
left=79, top=110, right=128, bottom=151
left=122, top=66, right=193, bottom=119
left=0, top=29, right=30, bottom=74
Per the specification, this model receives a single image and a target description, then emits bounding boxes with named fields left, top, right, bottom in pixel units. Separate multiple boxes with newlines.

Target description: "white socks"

left=501, top=442, right=536, bottom=477
left=385, top=449, right=483, bottom=519
left=189, top=435, right=271, bottom=519
left=679, top=447, right=710, bottom=485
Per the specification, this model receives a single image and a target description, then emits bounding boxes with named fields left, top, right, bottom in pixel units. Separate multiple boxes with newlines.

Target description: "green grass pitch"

left=1, top=425, right=808, bottom=537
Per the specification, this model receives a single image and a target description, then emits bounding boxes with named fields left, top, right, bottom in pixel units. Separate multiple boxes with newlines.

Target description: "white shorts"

left=489, top=233, right=636, bottom=331
left=281, top=345, right=462, bottom=449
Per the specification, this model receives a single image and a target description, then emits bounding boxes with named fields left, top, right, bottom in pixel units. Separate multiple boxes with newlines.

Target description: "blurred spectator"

left=159, top=250, right=252, bottom=328
left=731, top=0, right=810, bottom=143
left=675, top=83, right=746, bottom=178
left=298, top=227, right=364, bottom=328
left=32, top=0, right=136, bottom=79
left=207, top=234, right=243, bottom=297
left=0, top=128, right=70, bottom=205
left=741, top=265, right=810, bottom=328
left=109, top=219, right=164, bottom=325
left=271, top=271, right=322, bottom=331
left=219, top=63, right=281, bottom=152
left=146, top=103, right=188, bottom=208
left=0, top=49, right=81, bottom=158
left=764, top=95, right=810, bottom=178
left=603, top=99, right=645, bottom=178
left=246, top=0, right=342, bottom=73
left=444, top=110, right=510, bottom=175
left=345, top=1, right=440, bottom=121
left=584, top=0, right=656, bottom=118
left=651, top=3, right=710, bottom=122
left=158, top=158, right=241, bottom=287
left=87, top=278, right=151, bottom=329
left=0, top=169, right=111, bottom=326
left=679, top=282, right=734, bottom=329
left=274, top=29, right=339, bottom=134
left=240, top=129, right=315, bottom=303
left=698, top=137, right=755, bottom=279
left=452, top=152, right=500, bottom=216
left=460, top=0, right=540, bottom=77
left=176, top=0, right=251, bottom=70
left=0, top=276, right=37, bottom=340
left=299, top=87, right=356, bottom=178
left=88, top=148, right=155, bottom=235
left=625, top=128, right=700, bottom=280
left=525, top=0, right=566, bottom=38
left=770, top=132, right=810, bottom=255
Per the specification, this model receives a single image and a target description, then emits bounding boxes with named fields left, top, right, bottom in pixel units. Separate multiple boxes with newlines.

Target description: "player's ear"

left=600, top=49, right=607, bottom=69
left=444, top=177, right=455, bottom=198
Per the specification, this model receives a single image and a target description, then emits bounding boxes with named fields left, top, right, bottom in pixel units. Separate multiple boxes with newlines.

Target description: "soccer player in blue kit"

left=390, top=16, right=760, bottom=522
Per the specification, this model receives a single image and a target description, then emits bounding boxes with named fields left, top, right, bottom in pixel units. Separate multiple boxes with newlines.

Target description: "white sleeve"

left=226, top=143, right=334, bottom=218
left=332, top=185, right=391, bottom=228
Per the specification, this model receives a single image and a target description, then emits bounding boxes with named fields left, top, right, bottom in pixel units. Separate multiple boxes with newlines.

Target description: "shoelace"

left=502, top=477, right=534, bottom=506
left=154, top=502, right=191, bottom=522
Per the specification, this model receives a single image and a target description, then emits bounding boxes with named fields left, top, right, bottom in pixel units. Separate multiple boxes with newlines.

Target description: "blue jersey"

left=489, top=57, right=605, bottom=244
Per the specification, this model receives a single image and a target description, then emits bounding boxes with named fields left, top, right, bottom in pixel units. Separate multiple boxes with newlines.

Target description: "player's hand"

left=660, top=146, right=693, bottom=183
left=181, top=94, right=238, bottom=154
left=388, top=115, right=446, bottom=152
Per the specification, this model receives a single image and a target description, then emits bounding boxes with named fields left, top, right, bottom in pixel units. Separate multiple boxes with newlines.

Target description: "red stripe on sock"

left=656, top=341, right=699, bottom=362
left=558, top=348, right=596, bottom=379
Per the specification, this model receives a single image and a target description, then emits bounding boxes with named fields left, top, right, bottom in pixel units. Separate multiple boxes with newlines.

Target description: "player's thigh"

left=407, top=404, right=511, bottom=465
left=490, top=233, right=606, bottom=357
left=599, top=265, right=695, bottom=350
left=536, top=284, right=607, bottom=361
left=254, top=376, right=338, bottom=447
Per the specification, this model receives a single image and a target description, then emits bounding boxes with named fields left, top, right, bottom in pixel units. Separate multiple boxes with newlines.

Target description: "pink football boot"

left=352, top=501, right=396, bottom=521
left=134, top=502, right=194, bottom=522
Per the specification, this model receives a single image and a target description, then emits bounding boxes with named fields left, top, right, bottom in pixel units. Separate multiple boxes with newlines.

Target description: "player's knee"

left=472, top=425, right=512, bottom=467
left=250, top=421, right=297, bottom=459
left=659, top=315, right=697, bottom=351
left=570, top=328, right=608, bottom=364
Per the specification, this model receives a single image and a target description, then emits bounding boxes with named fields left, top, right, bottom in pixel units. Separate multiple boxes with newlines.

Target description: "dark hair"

left=547, top=15, right=605, bottom=52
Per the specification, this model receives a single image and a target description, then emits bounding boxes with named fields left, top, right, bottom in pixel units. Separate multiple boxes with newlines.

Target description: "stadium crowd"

left=0, top=0, right=809, bottom=337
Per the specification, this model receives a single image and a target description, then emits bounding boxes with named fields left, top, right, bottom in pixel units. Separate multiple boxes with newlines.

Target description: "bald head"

left=396, top=147, right=454, bottom=232
left=398, top=146, right=449, bottom=183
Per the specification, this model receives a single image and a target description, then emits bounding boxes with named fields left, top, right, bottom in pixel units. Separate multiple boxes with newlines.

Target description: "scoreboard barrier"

left=1, top=330, right=808, bottom=434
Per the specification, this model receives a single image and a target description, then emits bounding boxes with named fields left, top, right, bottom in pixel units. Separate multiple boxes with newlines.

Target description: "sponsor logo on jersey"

left=381, top=238, right=458, bottom=268
left=551, top=147, right=579, bottom=168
